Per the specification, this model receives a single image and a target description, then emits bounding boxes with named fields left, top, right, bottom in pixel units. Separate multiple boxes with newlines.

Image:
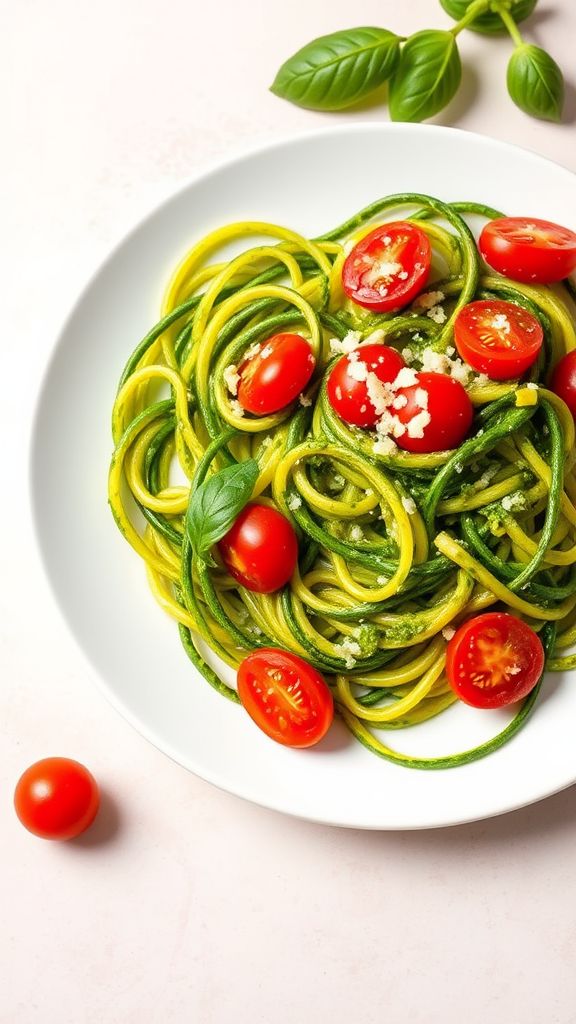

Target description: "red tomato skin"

left=342, top=222, right=431, bottom=312
left=237, top=333, right=315, bottom=415
left=446, top=613, right=545, bottom=709
left=393, top=372, right=474, bottom=453
left=454, top=300, right=544, bottom=381
left=237, top=648, right=334, bottom=748
left=14, top=758, right=100, bottom=841
left=327, top=344, right=406, bottom=428
left=480, top=217, right=576, bottom=284
left=550, top=351, right=576, bottom=419
left=218, top=503, right=298, bottom=593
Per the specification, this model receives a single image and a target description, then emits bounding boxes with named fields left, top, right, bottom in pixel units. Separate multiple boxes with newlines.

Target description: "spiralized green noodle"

left=109, top=193, right=576, bottom=769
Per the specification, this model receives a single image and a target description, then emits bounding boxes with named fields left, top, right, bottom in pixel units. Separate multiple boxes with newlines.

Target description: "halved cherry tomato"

left=550, top=351, right=576, bottom=419
left=237, top=333, right=315, bottom=415
left=480, top=217, right=576, bottom=283
left=14, top=757, right=100, bottom=840
left=393, top=371, right=474, bottom=453
left=218, top=503, right=298, bottom=593
left=237, top=648, right=334, bottom=747
left=342, top=222, right=431, bottom=312
left=446, top=612, right=544, bottom=709
left=454, top=299, right=543, bottom=380
left=327, top=344, right=405, bottom=428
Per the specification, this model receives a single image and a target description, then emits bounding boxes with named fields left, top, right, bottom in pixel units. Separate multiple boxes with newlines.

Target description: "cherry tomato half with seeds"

left=237, top=333, right=315, bottom=415
left=327, top=344, right=406, bottom=428
left=392, top=371, right=474, bottom=453
left=454, top=299, right=543, bottom=380
left=479, top=217, right=576, bottom=284
left=218, top=503, right=298, bottom=593
left=237, top=648, right=334, bottom=747
left=446, top=613, right=544, bottom=709
left=550, top=351, right=576, bottom=419
left=14, top=757, right=100, bottom=840
left=342, top=222, right=432, bottom=312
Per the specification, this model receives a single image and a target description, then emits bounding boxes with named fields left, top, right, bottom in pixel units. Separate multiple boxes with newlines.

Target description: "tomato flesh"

left=237, top=333, right=315, bottom=415
left=237, top=648, right=334, bottom=747
left=327, top=343, right=406, bottom=428
left=14, top=758, right=100, bottom=840
left=480, top=217, right=576, bottom=283
left=446, top=613, right=544, bottom=709
left=218, top=503, right=298, bottom=593
left=550, top=351, right=576, bottom=419
left=454, top=299, right=543, bottom=380
left=342, top=222, right=431, bottom=312
left=393, top=371, right=474, bottom=453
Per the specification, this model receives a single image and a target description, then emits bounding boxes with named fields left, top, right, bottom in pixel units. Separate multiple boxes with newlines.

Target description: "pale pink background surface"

left=3, top=2, right=576, bottom=1021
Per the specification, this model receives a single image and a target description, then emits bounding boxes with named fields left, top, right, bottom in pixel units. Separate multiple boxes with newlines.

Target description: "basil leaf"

left=507, top=43, right=564, bottom=122
left=186, top=459, right=259, bottom=562
left=439, top=0, right=538, bottom=34
left=388, top=30, right=461, bottom=123
left=270, top=27, right=401, bottom=111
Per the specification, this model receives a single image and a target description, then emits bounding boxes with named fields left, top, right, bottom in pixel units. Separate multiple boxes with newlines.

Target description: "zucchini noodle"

left=109, top=193, right=576, bottom=769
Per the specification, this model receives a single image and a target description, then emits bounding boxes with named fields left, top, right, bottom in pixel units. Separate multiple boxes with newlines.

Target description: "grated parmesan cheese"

left=329, top=330, right=362, bottom=355
left=414, top=290, right=445, bottom=311
left=229, top=399, right=245, bottom=417
left=223, top=364, right=240, bottom=396
left=401, top=495, right=416, bottom=515
left=426, top=305, right=447, bottom=325
left=299, top=393, right=312, bottom=407
left=287, top=493, right=302, bottom=511
left=406, top=410, right=431, bottom=439
left=442, top=626, right=456, bottom=641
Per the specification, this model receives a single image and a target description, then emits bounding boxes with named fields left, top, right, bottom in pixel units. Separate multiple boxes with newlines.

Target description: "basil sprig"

left=270, top=0, right=565, bottom=124
left=389, top=30, right=461, bottom=122
left=507, top=43, right=564, bottom=122
left=270, top=27, right=401, bottom=111
left=186, top=459, right=259, bottom=564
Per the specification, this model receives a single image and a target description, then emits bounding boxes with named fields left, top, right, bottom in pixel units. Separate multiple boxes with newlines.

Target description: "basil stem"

left=440, top=0, right=538, bottom=35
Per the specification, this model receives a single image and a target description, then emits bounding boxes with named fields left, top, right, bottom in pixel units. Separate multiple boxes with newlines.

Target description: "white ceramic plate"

left=31, top=123, right=576, bottom=829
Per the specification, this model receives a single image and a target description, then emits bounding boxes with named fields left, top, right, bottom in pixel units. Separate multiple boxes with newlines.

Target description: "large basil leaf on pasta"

left=186, top=459, right=259, bottom=563
left=388, top=30, right=461, bottom=123
left=270, top=27, right=401, bottom=111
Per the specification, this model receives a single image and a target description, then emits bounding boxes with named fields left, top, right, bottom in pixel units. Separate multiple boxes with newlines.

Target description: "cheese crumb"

left=492, top=313, right=511, bottom=334
left=229, top=399, right=244, bottom=418
left=362, top=259, right=403, bottom=288
left=243, top=342, right=262, bottom=361
left=442, top=626, right=456, bottom=641
left=401, top=495, right=416, bottom=515
left=402, top=347, right=414, bottom=364
left=373, top=436, right=397, bottom=456
left=260, top=344, right=273, bottom=359
left=366, top=373, right=395, bottom=414
left=329, top=330, right=362, bottom=355
left=415, top=290, right=445, bottom=311
left=414, top=387, right=429, bottom=410
left=347, top=358, right=369, bottom=382
left=406, top=410, right=431, bottom=439
left=393, top=366, right=419, bottom=390
left=392, top=394, right=408, bottom=410
left=287, top=493, right=302, bottom=511
left=299, top=393, right=312, bottom=407
left=223, top=364, right=240, bottom=396
left=427, top=305, right=447, bottom=325
left=349, top=525, right=364, bottom=543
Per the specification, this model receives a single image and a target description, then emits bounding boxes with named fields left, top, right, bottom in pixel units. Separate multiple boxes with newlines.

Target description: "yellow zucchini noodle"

left=109, top=193, right=576, bottom=770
